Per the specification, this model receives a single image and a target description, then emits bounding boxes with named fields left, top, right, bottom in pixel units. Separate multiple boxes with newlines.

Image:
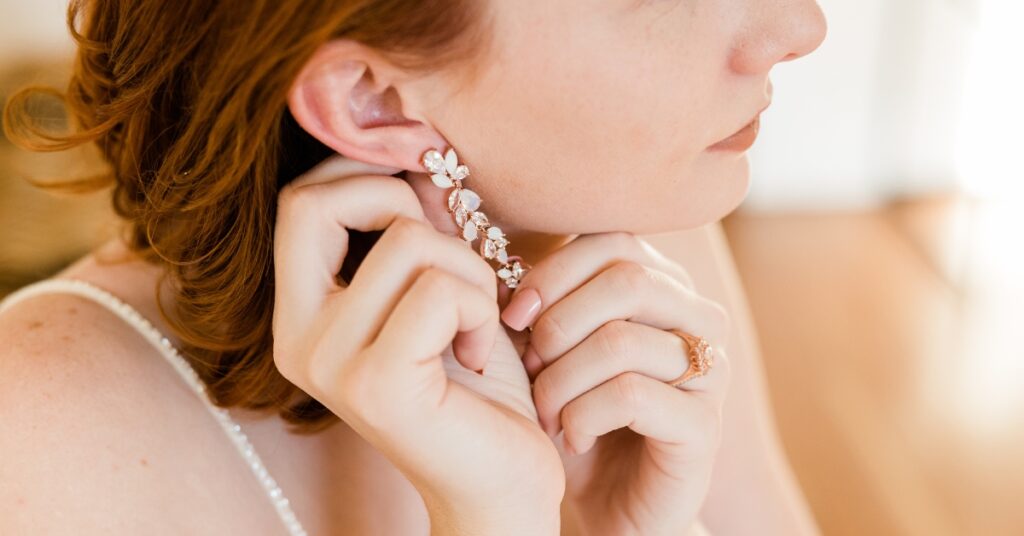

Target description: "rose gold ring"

left=666, top=329, right=714, bottom=388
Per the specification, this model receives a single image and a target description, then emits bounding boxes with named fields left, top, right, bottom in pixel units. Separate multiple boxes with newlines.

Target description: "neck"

left=504, top=230, right=578, bottom=269
left=405, top=168, right=577, bottom=265
left=404, top=168, right=576, bottom=302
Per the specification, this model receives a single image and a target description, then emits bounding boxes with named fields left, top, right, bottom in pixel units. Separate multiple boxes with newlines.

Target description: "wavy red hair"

left=2, top=0, right=491, bottom=433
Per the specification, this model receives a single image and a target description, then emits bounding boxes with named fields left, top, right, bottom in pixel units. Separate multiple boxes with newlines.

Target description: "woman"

left=0, top=0, right=827, bottom=534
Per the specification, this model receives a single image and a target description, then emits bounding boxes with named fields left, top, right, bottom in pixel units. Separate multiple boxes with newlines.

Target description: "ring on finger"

left=665, top=329, right=714, bottom=388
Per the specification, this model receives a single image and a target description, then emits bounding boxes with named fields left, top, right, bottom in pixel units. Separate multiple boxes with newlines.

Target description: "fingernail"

left=501, top=287, right=542, bottom=331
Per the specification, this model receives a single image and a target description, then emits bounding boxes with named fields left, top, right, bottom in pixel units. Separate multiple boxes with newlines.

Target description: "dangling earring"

left=421, top=147, right=529, bottom=289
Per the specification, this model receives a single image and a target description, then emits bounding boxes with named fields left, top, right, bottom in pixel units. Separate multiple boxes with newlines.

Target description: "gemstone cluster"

left=421, top=147, right=527, bottom=288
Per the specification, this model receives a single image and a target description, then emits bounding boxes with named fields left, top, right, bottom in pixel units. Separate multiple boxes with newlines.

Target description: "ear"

left=286, top=39, right=450, bottom=172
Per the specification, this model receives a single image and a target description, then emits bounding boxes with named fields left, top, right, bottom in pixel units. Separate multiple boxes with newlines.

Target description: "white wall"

left=745, top=0, right=982, bottom=211
left=0, top=0, right=73, bottom=65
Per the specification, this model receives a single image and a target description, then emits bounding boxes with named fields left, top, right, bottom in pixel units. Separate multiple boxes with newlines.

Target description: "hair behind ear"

left=275, top=106, right=337, bottom=190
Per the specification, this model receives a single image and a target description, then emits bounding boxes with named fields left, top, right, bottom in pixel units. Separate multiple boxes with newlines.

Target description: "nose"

left=729, top=0, right=828, bottom=75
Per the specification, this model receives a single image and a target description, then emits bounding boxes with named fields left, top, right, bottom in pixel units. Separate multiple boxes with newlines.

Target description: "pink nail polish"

left=500, top=287, right=542, bottom=331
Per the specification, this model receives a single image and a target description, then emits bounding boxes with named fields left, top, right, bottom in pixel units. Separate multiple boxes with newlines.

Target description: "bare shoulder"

left=0, top=280, right=176, bottom=530
left=0, top=255, right=258, bottom=532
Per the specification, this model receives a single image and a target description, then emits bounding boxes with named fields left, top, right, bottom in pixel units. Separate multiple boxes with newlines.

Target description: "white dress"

left=0, top=278, right=308, bottom=536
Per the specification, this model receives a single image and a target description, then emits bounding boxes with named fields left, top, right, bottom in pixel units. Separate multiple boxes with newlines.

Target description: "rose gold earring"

left=421, top=147, right=529, bottom=289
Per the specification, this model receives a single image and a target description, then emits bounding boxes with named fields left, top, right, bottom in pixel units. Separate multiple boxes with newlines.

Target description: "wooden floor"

left=722, top=196, right=1024, bottom=536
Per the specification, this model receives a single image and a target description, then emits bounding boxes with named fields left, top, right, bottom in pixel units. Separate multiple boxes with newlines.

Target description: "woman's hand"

left=272, top=156, right=564, bottom=535
left=500, top=232, right=732, bottom=536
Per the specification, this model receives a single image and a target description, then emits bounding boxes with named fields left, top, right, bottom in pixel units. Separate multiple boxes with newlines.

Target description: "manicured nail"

left=501, top=287, right=542, bottom=331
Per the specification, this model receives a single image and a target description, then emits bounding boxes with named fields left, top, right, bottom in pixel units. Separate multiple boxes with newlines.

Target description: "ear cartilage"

left=421, top=147, right=528, bottom=289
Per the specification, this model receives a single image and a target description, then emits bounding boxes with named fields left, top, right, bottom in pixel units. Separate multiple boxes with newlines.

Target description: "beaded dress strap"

left=0, top=278, right=308, bottom=536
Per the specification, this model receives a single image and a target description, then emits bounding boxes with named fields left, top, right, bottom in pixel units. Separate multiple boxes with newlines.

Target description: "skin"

left=293, top=0, right=827, bottom=251
left=287, top=0, right=826, bottom=533
left=0, top=0, right=827, bottom=534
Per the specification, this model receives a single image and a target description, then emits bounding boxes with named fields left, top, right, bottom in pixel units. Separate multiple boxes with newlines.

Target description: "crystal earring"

left=421, top=147, right=529, bottom=289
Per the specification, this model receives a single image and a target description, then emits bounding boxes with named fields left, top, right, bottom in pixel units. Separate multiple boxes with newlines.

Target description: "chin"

left=632, top=161, right=751, bottom=234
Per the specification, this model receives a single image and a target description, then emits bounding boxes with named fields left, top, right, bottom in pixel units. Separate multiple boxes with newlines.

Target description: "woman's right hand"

left=271, top=155, right=565, bottom=535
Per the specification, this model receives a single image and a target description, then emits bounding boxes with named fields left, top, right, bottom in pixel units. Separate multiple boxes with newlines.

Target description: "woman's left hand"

left=499, top=232, right=732, bottom=536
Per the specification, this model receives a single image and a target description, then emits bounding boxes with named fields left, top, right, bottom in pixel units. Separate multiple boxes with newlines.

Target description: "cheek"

left=440, top=8, right=744, bottom=233
left=445, top=85, right=748, bottom=234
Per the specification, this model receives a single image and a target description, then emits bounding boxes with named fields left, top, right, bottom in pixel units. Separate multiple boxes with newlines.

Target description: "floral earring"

left=421, top=147, right=529, bottom=289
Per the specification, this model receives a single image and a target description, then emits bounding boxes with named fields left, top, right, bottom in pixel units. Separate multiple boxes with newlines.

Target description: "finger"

left=533, top=321, right=731, bottom=436
left=275, top=159, right=500, bottom=350
left=670, top=344, right=732, bottom=401
left=369, top=267, right=500, bottom=390
left=558, top=372, right=721, bottom=465
left=289, top=153, right=405, bottom=188
left=274, top=170, right=427, bottom=331
left=532, top=320, right=728, bottom=435
left=343, top=217, right=498, bottom=349
left=527, top=261, right=729, bottom=369
left=500, top=232, right=694, bottom=330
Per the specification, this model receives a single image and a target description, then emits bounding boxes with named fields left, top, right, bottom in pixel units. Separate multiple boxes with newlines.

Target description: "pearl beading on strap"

left=0, top=278, right=308, bottom=536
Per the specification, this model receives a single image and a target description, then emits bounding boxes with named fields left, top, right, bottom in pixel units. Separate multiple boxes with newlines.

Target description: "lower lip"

left=708, top=115, right=760, bottom=152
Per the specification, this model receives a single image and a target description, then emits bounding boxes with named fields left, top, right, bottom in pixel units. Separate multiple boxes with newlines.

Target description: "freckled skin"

left=406, top=0, right=825, bottom=238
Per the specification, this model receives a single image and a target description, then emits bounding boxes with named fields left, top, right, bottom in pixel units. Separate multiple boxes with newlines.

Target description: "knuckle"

left=532, top=312, right=574, bottom=353
left=473, top=256, right=498, bottom=293
left=610, top=261, right=656, bottom=296
left=380, top=216, right=427, bottom=257
left=275, top=182, right=303, bottom=216
left=415, top=266, right=453, bottom=295
left=277, top=179, right=300, bottom=200
left=612, top=371, right=649, bottom=411
left=606, top=230, right=641, bottom=253
left=387, top=215, right=426, bottom=243
left=279, top=182, right=321, bottom=215
left=276, top=182, right=295, bottom=208
left=305, top=340, right=342, bottom=397
left=332, top=359, right=387, bottom=426
left=335, top=358, right=375, bottom=411
left=593, top=320, right=634, bottom=364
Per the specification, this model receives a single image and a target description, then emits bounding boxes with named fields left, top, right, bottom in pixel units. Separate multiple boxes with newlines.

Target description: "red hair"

left=2, top=0, right=492, bottom=433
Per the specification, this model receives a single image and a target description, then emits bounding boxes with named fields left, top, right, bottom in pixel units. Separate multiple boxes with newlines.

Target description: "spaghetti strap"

left=0, top=278, right=308, bottom=536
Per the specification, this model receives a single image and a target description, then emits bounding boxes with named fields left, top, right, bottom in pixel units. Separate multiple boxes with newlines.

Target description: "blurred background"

left=1, top=1, right=1021, bottom=534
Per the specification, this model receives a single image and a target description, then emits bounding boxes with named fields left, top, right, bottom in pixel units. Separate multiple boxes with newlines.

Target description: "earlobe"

left=286, top=39, right=448, bottom=171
